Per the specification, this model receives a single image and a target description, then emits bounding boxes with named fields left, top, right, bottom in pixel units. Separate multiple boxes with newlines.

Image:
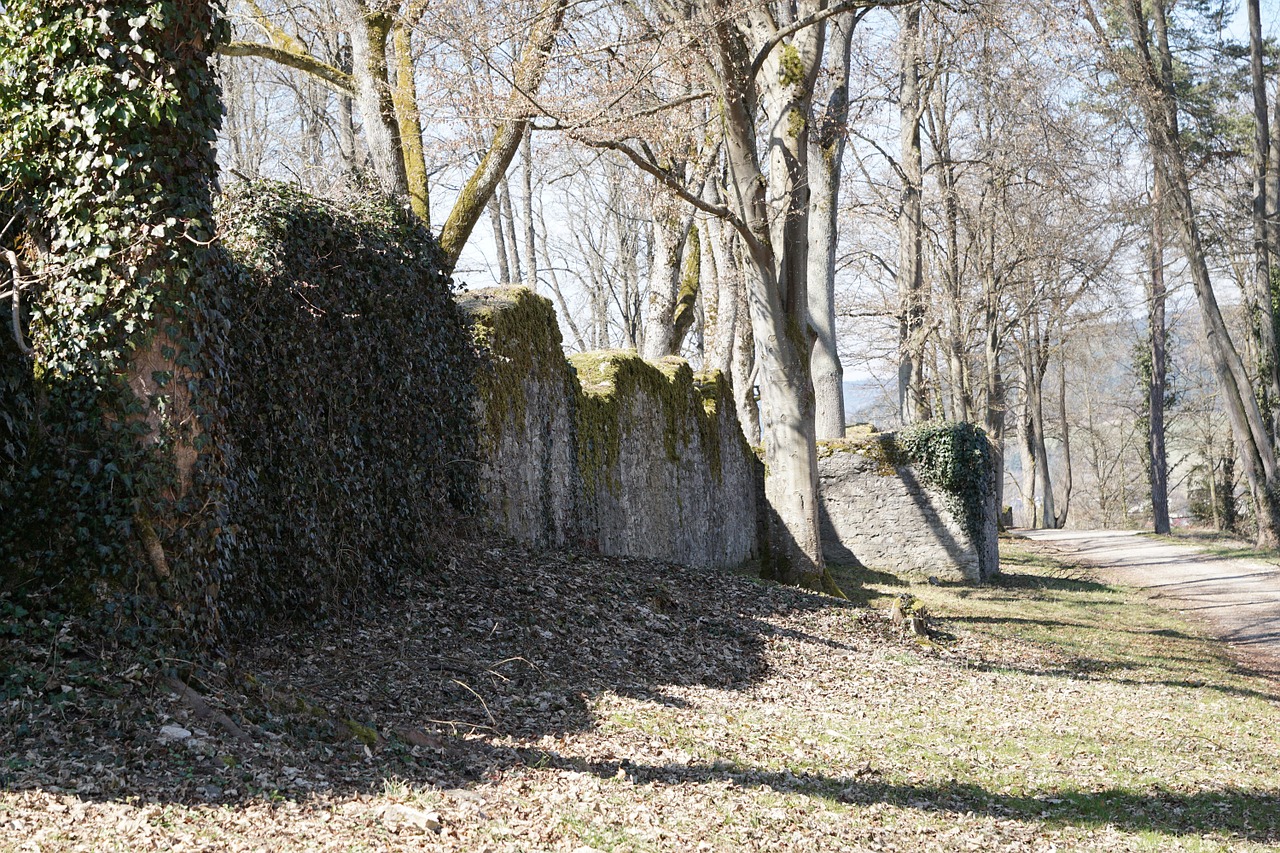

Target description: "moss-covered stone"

left=459, top=286, right=575, bottom=449
left=465, top=287, right=761, bottom=570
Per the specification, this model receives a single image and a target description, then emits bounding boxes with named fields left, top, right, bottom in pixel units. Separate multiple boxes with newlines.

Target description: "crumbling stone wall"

left=460, top=287, right=760, bottom=568
left=817, top=438, right=998, bottom=582
left=459, top=287, right=582, bottom=548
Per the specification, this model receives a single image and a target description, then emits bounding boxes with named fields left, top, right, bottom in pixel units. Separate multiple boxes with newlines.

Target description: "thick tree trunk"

left=391, top=22, right=428, bottom=223
left=339, top=2, right=408, bottom=197
left=641, top=202, right=691, bottom=360
left=671, top=225, right=701, bottom=354
left=713, top=10, right=836, bottom=591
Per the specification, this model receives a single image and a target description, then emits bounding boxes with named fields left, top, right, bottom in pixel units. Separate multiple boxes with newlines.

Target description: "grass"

left=6, top=539, right=1280, bottom=851
left=1146, top=528, right=1280, bottom=566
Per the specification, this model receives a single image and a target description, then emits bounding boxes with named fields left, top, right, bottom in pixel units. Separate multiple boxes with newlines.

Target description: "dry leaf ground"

left=3, top=537, right=1280, bottom=851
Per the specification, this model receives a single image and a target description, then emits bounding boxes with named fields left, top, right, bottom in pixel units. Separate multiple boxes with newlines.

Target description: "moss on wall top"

left=567, top=350, right=733, bottom=496
left=460, top=287, right=576, bottom=446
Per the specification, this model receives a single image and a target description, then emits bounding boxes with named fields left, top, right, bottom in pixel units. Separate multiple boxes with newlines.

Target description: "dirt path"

left=1016, top=528, right=1280, bottom=674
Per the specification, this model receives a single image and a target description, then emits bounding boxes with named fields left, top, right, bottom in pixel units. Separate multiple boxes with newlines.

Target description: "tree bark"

left=807, top=11, right=856, bottom=440
left=896, top=2, right=927, bottom=425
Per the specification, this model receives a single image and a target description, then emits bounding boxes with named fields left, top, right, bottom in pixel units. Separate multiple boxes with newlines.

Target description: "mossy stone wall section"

left=570, top=351, right=760, bottom=567
left=817, top=436, right=999, bottom=581
left=461, top=288, right=760, bottom=568
left=460, top=287, right=583, bottom=548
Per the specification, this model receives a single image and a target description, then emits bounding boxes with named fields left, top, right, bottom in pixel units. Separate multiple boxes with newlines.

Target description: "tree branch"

left=746, top=2, right=882, bottom=85
left=438, top=0, right=570, bottom=269
left=218, top=41, right=355, bottom=96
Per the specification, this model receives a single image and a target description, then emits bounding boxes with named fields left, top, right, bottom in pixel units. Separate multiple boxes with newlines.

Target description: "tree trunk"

left=488, top=195, right=511, bottom=284
left=896, top=2, right=927, bottom=425
left=1030, top=350, right=1056, bottom=529
left=499, top=179, right=522, bottom=284
left=731, top=267, right=761, bottom=445
left=1248, top=0, right=1280, bottom=444
left=926, top=80, right=971, bottom=423
left=807, top=11, right=856, bottom=440
left=671, top=225, right=701, bottom=354
left=1148, top=170, right=1171, bottom=534
left=339, top=2, right=408, bottom=197
left=641, top=201, right=691, bottom=360
left=391, top=21, right=428, bottom=223
left=521, top=126, right=537, bottom=291
left=981, top=275, right=1006, bottom=520
left=1056, top=354, right=1072, bottom=528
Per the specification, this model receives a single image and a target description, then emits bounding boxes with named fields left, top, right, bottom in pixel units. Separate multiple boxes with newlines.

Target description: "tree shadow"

left=524, top=754, right=1280, bottom=844
left=0, top=540, right=857, bottom=800
left=3, top=538, right=1279, bottom=848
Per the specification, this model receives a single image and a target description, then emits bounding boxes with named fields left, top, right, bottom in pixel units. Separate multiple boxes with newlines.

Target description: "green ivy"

left=214, top=182, right=476, bottom=636
left=0, top=3, right=477, bottom=652
left=0, top=0, right=227, bottom=646
left=895, top=420, right=993, bottom=547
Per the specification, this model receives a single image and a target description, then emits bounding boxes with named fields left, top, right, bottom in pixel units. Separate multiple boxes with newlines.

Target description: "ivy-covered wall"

left=460, top=287, right=761, bottom=568
left=817, top=423, right=1000, bottom=581
left=215, top=183, right=476, bottom=634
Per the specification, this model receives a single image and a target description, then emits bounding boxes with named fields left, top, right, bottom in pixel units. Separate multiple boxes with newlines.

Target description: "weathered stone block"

left=460, top=287, right=760, bottom=568
left=817, top=434, right=998, bottom=582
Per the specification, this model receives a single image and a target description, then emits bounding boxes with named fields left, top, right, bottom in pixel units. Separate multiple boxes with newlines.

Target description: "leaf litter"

left=3, top=539, right=1280, bottom=851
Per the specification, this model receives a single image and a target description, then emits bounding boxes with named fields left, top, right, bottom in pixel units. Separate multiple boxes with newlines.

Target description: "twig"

left=449, top=678, right=496, bottom=725
left=4, top=249, right=33, bottom=358
left=164, top=676, right=254, bottom=744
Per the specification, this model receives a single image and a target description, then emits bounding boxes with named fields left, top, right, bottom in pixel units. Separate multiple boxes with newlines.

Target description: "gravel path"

left=1016, top=529, right=1280, bottom=674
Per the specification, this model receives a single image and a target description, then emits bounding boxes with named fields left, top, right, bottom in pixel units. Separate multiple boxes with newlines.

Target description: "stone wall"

left=460, top=287, right=760, bottom=568
left=817, top=437, right=998, bottom=582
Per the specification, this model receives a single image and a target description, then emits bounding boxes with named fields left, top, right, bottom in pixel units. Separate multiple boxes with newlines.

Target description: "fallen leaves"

left=2, top=540, right=1280, bottom=850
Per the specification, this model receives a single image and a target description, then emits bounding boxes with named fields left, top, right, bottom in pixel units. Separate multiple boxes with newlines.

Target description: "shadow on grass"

left=984, top=571, right=1110, bottom=593
left=520, top=751, right=1280, bottom=844
left=5, top=537, right=1280, bottom=849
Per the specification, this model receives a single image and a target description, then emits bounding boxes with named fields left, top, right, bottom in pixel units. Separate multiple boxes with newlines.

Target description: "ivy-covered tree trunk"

left=0, top=0, right=226, bottom=637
